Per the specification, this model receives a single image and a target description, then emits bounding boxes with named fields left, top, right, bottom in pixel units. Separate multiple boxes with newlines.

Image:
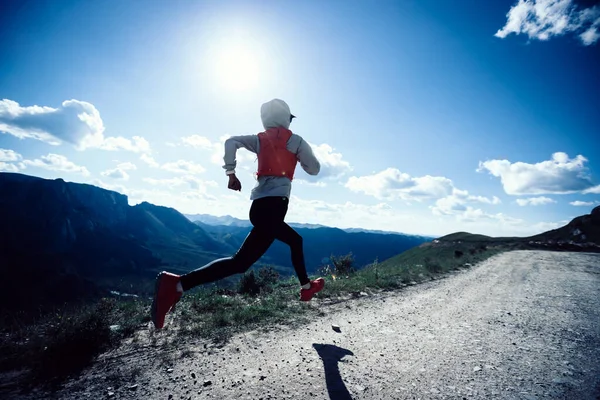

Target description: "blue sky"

left=1, top=0, right=599, bottom=237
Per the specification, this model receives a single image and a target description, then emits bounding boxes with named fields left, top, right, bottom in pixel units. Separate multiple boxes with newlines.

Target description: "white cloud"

left=431, top=188, right=503, bottom=220
left=140, top=153, right=208, bottom=176
left=140, top=154, right=159, bottom=168
left=295, top=179, right=327, bottom=188
left=101, top=168, right=129, bottom=181
left=161, top=160, right=206, bottom=175
left=0, top=99, right=150, bottom=152
left=100, top=162, right=137, bottom=181
left=570, top=200, right=598, bottom=206
left=295, top=143, right=352, bottom=183
left=98, top=136, right=150, bottom=153
left=116, top=162, right=137, bottom=171
left=495, top=0, right=600, bottom=46
left=516, top=196, right=557, bottom=206
left=0, top=162, right=20, bottom=172
left=23, top=153, right=90, bottom=176
left=583, top=184, right=600, bottom=194
left=143, top=176, right=217, bottom=191
left=477, top=152, right=595, bottom=195
left=180, top=135, right=213, bottom=150
left=210, top=135, right=256, bottom=166
left=345, top=168, right=454, bottom=201
left=0, top=148, right=22, bottom=162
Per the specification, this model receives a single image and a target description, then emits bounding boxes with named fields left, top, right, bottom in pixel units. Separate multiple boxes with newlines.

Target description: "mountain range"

left=184, top=213, right=414, bottom=235
left=0, top=172, right=432, bottom=316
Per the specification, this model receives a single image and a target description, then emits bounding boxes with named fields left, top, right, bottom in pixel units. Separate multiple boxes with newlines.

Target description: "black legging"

left=180, top=196, right=310, bottom=291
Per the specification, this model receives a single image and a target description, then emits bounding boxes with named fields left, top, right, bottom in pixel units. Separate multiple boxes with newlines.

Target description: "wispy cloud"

left=140, top=154, right=159, bottom=168
left=23, top=153, right=90, bottom=176
left=143, top=176, right=218, bottom=191
left=180, top=135, right=213, bottom=150
left=583, top=184, right=600, bottom=194
left=161, top=160, right=206, bottom=175
left=516, top=196, right=557, bottom=206
left=570, top=200, right=598, bottom=206
left=477, top=152, right=595, bottom=195
left=431, top=188, right=502, bottom=217
left=99, top=136, right=150, bottom=153
left=495, top=0, right=600, bottom=46
left=139, top=153, right=207, bottom=175
left=0, top=99, right=150, bottom=152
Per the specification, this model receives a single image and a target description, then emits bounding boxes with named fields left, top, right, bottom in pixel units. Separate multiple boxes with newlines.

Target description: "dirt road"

left=37, top=250, right=600, bottom=399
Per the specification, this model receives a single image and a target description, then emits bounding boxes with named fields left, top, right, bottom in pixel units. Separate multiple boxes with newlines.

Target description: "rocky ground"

left=10, top=250, right=600, bottom=400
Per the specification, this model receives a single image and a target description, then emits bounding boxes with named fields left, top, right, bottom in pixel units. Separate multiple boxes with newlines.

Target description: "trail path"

left=29, top=250, right=600, bottom=399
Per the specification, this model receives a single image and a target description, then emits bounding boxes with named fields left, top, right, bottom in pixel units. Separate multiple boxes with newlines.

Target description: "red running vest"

left=256, top=127, right=298, bottom=180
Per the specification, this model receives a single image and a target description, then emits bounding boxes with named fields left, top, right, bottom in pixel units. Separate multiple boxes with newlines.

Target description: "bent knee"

left=230, top=257, right=253, bottom=274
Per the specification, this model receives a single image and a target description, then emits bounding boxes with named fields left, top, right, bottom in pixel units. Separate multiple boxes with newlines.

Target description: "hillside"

left=0, top=173, right=234, bottom=315
left=379, top=205, right=600, bottom=272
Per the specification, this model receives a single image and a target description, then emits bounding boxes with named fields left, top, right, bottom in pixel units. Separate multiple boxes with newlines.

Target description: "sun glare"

left=213, top=43, right=261, bottom=92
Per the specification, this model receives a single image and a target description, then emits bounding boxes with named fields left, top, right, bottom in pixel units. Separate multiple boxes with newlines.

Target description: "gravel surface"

left=17, top=250, right=600, bottom=399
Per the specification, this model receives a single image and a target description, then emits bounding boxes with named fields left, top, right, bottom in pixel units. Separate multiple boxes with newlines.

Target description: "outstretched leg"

left=179, top=226, right=275, bottom=291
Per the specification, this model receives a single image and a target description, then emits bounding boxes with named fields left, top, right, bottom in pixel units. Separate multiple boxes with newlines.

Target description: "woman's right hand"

left=227, top=174, right=242, bottom=191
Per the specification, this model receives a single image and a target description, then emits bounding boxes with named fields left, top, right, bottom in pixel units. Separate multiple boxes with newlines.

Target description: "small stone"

left=107, top=392, right=115, bottom=398
left=332, top=324, right=341, bottom=332
left=259, top=376, right=267, bottom=381
left=473, top=366, right=482, bottom=372
left=355, top=385, right=365, bottom=391
left=203, top=380, right=212, bottom=387
left=167, top=368, right=174, bottom=373
left=191, top=372, right=196, bottom=379
left=128, top=384, right=138, bottom=390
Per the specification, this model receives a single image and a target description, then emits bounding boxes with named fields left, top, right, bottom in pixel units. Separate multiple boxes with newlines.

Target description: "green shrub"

left=237, top=266, right=280, bottom=296
left=319, top=253, right=356, bottom=278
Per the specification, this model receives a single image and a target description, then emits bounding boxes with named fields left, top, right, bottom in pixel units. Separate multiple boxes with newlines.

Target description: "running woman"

left=151, top=98, right=325, bottom=329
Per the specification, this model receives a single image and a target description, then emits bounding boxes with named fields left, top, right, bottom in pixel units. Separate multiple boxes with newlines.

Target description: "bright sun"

left=213, top=43, right=261, bottom=92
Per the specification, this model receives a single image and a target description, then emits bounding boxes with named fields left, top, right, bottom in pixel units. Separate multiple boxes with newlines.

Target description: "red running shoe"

left=300, top=277, right=325, bottom=301
left=151, top=271, right=182, bottom=329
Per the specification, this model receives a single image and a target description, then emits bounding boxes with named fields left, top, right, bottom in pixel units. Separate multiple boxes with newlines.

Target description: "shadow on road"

left=313, top=343, right=354, bottom=400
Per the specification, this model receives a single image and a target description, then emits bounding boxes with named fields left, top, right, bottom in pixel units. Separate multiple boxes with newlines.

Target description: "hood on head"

left=260, top=98, right=295, bottom=130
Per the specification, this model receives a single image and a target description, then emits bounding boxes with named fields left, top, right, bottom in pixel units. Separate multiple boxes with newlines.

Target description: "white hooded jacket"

left=222, top=99, right=321, bottom=200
